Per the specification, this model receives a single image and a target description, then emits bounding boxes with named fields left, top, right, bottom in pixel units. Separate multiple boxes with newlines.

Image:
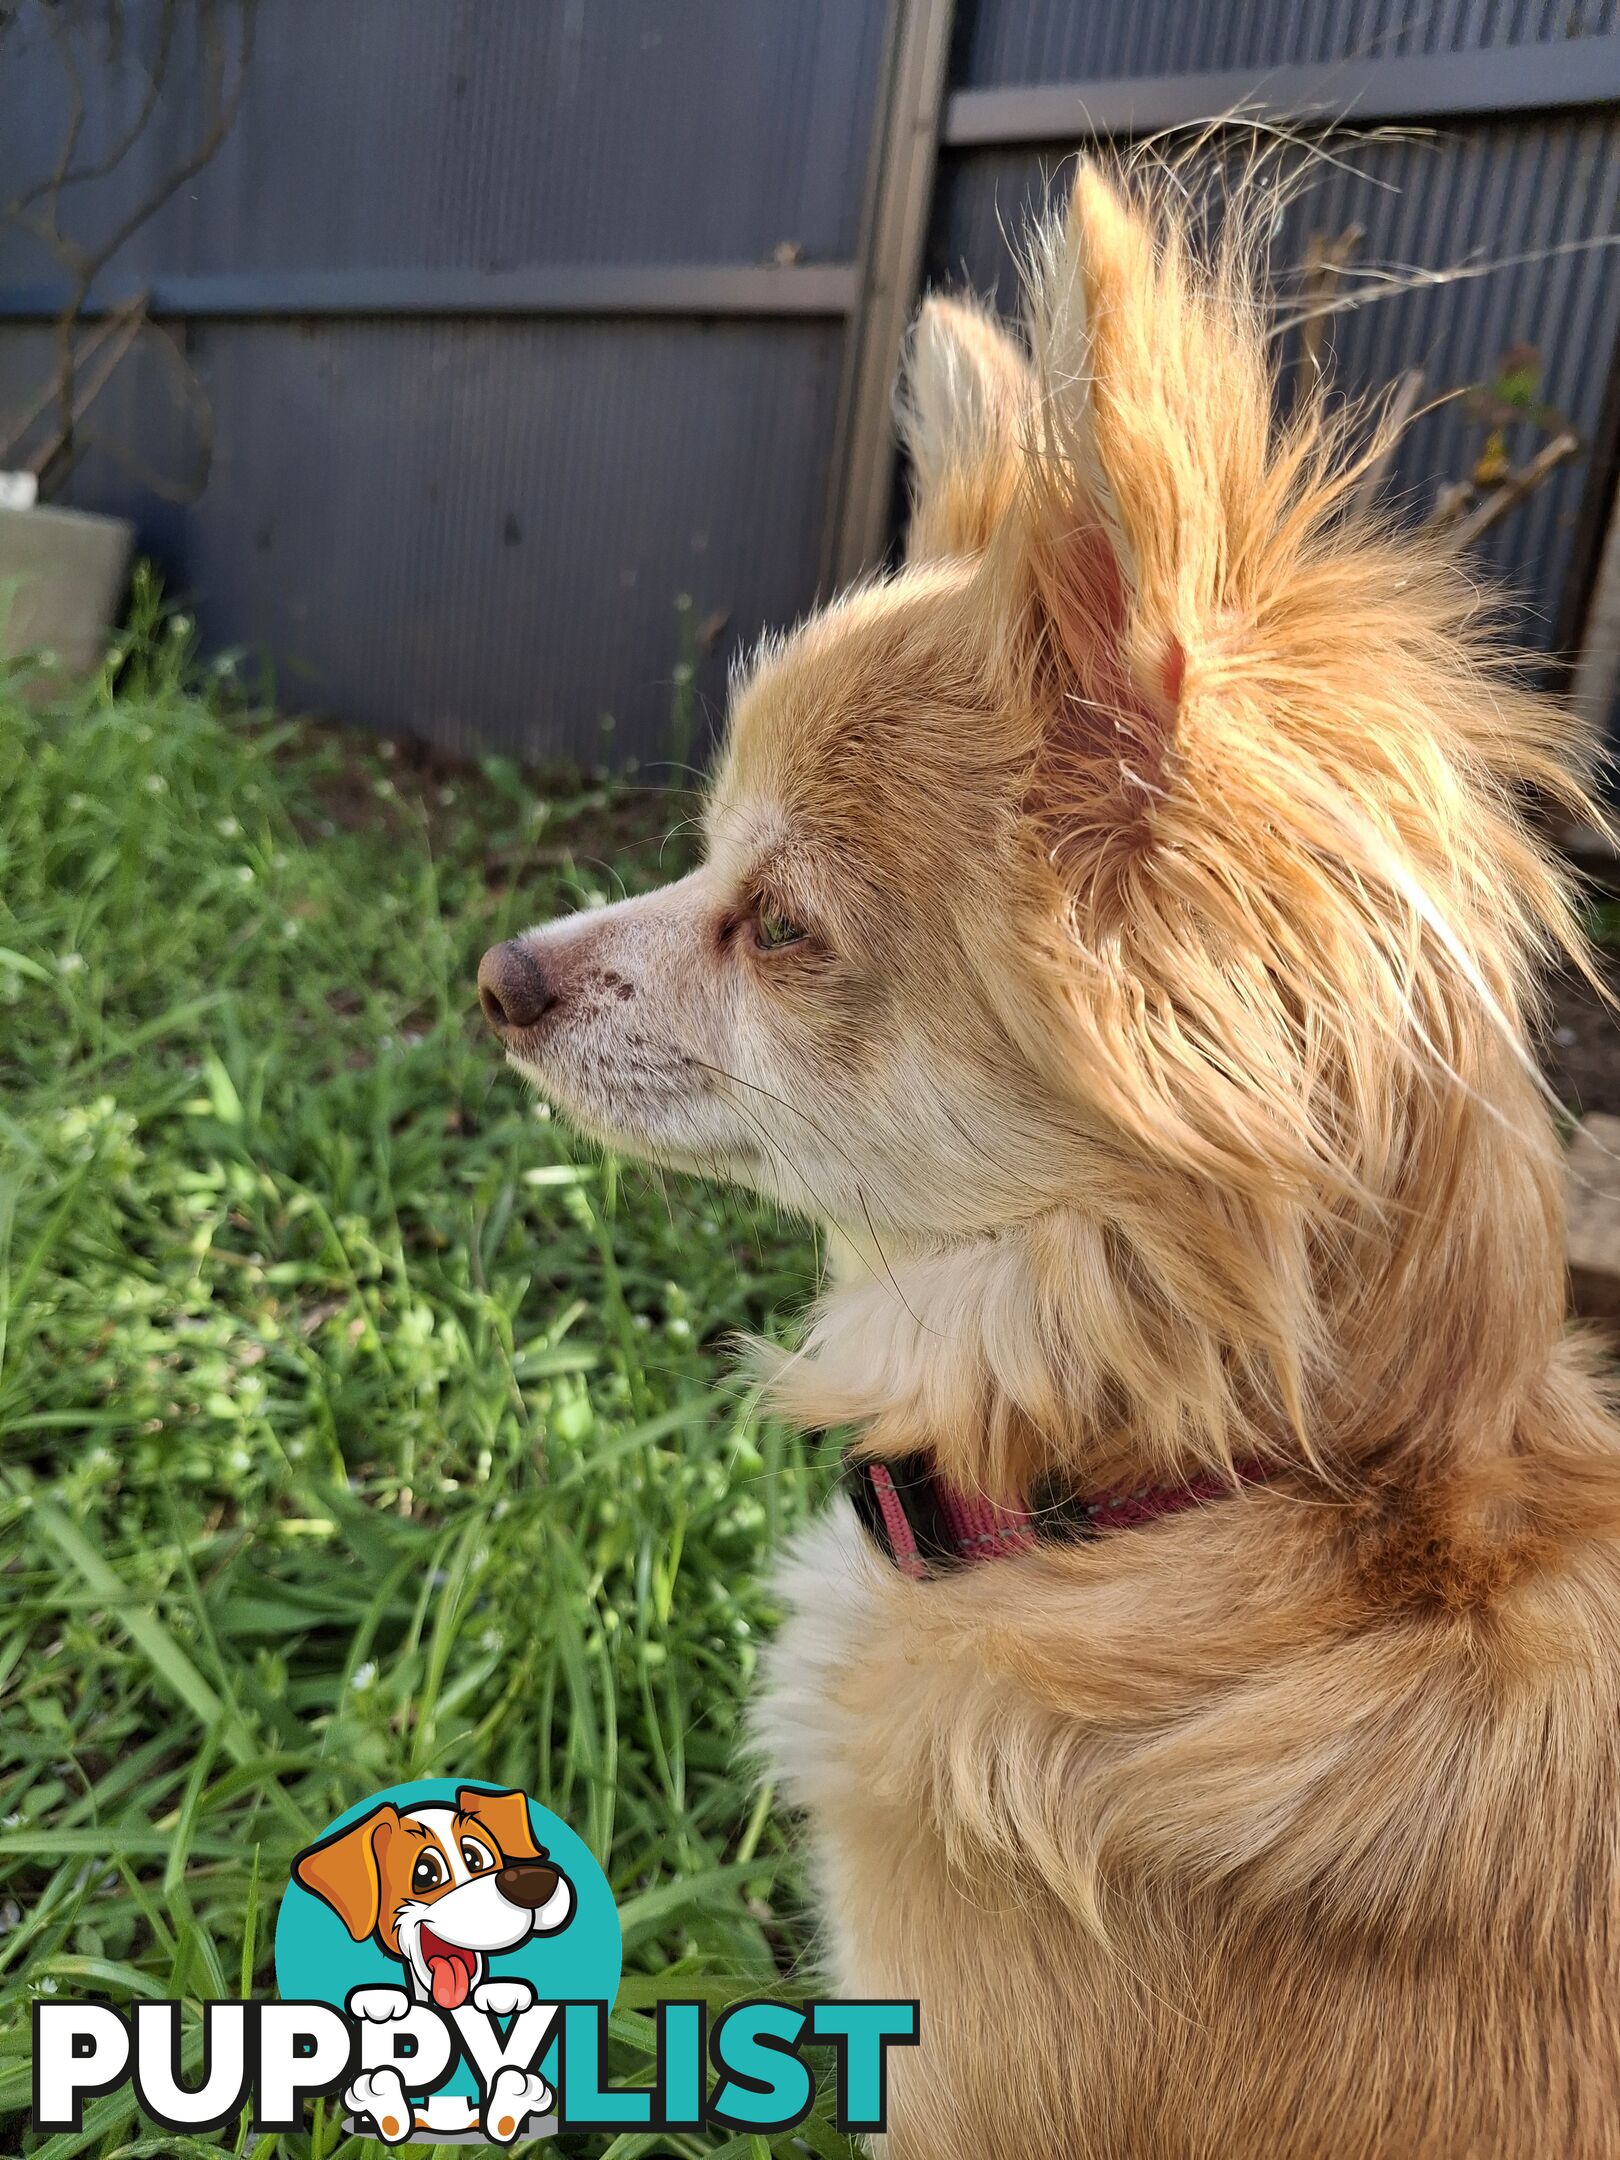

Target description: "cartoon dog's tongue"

left=421, top=1930, right=474, bottom=2008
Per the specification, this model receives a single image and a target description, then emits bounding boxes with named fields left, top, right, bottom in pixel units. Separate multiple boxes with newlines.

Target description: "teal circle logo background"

left=274, top=1780, right=620, bottom=2100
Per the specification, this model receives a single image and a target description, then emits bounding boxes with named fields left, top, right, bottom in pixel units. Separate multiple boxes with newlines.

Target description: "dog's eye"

left=461, top=1840, right=491, bottom=1873
left=753, top=904, right=806, bottom=953
left=411, top=1852, right=445, bottom=1894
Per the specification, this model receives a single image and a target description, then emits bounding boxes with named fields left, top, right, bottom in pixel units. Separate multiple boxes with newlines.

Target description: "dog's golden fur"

left=489, top=162, right=1620, bottom=2155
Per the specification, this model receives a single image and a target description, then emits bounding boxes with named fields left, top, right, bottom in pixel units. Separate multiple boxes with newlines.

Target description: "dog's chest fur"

left=754, top=1501, right=1154, bottom=2148
left=755, top=1491, right=1620, bottom=2160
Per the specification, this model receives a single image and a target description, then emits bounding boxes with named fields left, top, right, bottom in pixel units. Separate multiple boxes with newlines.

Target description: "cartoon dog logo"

left=292, top=1784, right=574, bottom=2141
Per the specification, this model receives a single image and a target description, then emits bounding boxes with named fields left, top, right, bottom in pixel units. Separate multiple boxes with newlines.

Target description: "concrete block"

left=0, top=502, right=132, bottom=683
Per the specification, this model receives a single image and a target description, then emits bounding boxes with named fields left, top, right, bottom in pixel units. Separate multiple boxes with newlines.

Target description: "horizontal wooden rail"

left=943, top=33, right=1620, bottom=147
left=0, top=261, right=862, bottom=324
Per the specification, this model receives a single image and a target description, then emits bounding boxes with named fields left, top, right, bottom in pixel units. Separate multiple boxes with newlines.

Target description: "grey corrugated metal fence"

left=2, top=0, right=1618, bottom=763
left=925, top=0, right=1620, bottom=713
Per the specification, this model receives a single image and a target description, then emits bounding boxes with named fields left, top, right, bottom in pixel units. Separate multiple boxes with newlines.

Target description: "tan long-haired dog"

left=479, top=163, right=1620, bottom=2157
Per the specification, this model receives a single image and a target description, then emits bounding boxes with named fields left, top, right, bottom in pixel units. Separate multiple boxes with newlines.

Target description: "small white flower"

left=143, top=773, right=166, bottom=794
left=351, top=1661, right=377, bottom=1693
left=216, top=815, right=241, bottom=837
left=35, top=1976, right=57, bottom=1995
left=56, top=951, right=85, bottom=974
left=235, top=864, right=254, bottom=884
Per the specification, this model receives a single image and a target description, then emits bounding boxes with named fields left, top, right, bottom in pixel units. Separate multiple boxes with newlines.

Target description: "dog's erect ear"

left=455, top=1785, right=542, bottom=1862
left=898, top=295, right=1031, bottom=563
left=292, top=1804, right=399, bottom=1942
left=1014, top=163, right=1270, bottom=829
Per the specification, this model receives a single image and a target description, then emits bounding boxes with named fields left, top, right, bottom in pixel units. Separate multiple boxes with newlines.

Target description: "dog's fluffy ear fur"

left=292, top=1803, right=399, bottom=1941
left=456, top=1784, right=541, bottom=1861
left=904, top=167, right=1265, bottom=791
left=899, top=295, right=1032, bottom=562
left=1015, top=162, right=1270, bottom=787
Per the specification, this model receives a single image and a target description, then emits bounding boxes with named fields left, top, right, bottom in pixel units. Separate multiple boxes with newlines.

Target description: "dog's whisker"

left=681, top=1055, right=933, bottom=1333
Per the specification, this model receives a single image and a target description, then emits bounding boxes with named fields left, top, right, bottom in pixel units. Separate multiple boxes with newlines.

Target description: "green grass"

left=0, top=581, right=844, bottom=2157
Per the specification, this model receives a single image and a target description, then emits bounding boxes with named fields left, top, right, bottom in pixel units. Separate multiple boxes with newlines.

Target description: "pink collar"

left=847, top=1448, right=1276, bottom=1580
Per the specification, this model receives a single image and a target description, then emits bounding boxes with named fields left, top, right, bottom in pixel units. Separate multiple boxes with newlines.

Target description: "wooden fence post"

left=824, top=0, right=955, bottom=592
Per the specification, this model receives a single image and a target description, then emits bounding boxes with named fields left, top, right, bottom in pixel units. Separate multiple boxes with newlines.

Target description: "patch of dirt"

left=264, top=712, right=695, bottom=880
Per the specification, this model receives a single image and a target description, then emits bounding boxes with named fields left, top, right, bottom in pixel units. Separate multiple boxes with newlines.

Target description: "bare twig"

left=1347, top=366, right=1425, bottom=517
left=1294, top=224, right=1363, bottom=397
left=1446, top=430, right=1580, bottom=549
left=54, top=317, right=220, bottom=503
left=0, top=0, right=253, bottom=497
left=67, top=6, right=252, bottom=299
left=52, top=2, right=253, bottom=460
left=14, top=1, right=179, bottom=214
left=1428, top=478, right=1474, bottom=529
left=27, top=299, right=148, bottom=484
left=0, top=298, right=139, bottom=462
left=28, top=2, right=89, bottom=231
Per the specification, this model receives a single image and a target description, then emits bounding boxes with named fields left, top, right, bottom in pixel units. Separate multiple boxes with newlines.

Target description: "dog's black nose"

left=496, top=1860, right=563, bottom=1909
left=478, top=939, right=554, bottom=1034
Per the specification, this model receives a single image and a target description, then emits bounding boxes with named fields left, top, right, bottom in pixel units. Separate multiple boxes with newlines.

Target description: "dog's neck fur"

left=760, top=1031, right=1572, bottom=1510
